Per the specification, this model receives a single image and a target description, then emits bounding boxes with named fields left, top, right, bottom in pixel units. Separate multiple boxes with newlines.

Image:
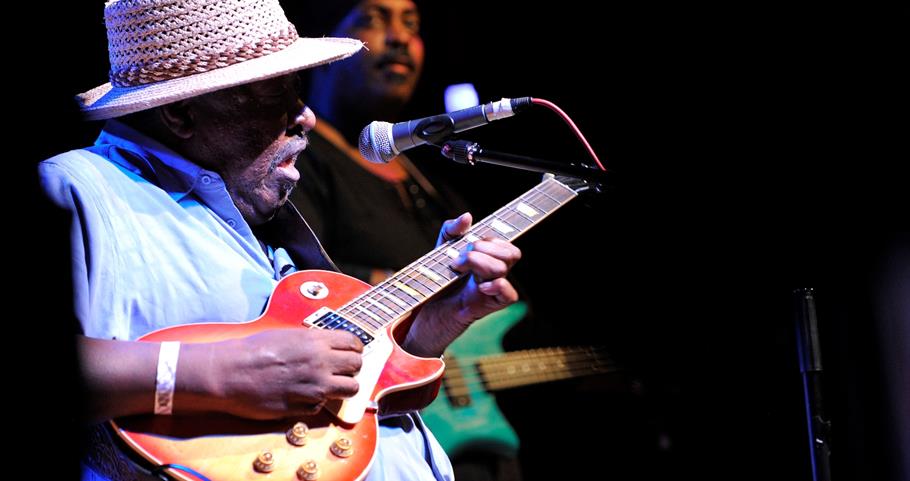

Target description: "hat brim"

left=78, top=37, right=362, bottom=121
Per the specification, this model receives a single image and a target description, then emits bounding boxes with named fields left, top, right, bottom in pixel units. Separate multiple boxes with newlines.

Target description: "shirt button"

left=201, top=175, right=212, bottom=185
left=408, top=184, right=420, bottom=194
left=226, top=219, right=236, bottom=227
left=415, top=198, right=426, bottom=209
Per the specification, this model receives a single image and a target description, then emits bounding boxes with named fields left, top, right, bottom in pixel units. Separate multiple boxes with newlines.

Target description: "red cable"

left=530, top=98, right=606, bottom=172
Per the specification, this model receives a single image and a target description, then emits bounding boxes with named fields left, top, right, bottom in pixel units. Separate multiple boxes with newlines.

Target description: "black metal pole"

left=793, top=288, right=832, bottom=481
left=439, top=140, right=610, bottom=185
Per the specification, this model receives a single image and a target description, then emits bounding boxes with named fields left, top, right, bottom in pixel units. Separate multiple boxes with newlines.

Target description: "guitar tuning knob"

left=287, top=422, right=309, bottom=446
left=296, top=460, right=320, bottom=480
left=252, top=450, right=275, bottom=473
left=330, top=437, right=354, bottom=458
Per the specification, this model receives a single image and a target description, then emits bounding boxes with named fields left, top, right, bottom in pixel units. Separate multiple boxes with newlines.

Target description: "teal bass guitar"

left=421, top=302, right=616, bottom=456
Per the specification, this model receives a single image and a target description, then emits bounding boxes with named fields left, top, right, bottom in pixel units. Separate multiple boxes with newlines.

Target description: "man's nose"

left=287, top=104, right=316, bottom=137
left=386, top=18, right=414, bottom=46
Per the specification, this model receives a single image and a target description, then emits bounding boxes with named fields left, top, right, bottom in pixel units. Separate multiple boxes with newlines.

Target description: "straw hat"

left=78, top=0, right=364, bottom=120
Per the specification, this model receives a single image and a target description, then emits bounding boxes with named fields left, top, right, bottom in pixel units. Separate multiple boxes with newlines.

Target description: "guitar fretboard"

left=335, top=176, right=578, bottom=334
left=441, top=346, right=616, bottom=404
left=476, top=346, right=615, bottom=391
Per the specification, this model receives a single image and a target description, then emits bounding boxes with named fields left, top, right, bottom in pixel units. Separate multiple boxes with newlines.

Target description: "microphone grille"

left=358, top=121, right=395, bottom=164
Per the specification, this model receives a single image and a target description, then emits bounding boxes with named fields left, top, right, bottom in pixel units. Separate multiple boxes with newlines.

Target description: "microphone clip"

left=412, top=115, right=456, bottom=146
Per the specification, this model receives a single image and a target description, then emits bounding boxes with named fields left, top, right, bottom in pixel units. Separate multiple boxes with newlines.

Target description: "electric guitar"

left=113, top=175, right=589, bottom=481
left=421, top=302, right=616, bottom=457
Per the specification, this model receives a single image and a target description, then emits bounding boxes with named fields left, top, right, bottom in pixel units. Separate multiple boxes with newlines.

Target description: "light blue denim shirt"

left=40, top=120, right=452, bottom=481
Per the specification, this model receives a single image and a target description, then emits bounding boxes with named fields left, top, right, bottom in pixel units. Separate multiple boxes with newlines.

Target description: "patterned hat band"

left=78, top=0, right=362, bottom=120
left=110, top=23, right=300, bottom=87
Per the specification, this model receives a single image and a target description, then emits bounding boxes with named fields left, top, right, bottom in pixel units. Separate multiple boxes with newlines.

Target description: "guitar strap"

left=254, top=201, right=340, bottom=273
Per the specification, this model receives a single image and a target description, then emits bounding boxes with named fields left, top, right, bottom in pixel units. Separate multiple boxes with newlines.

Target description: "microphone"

left=358, top=97, right=531, bottom=164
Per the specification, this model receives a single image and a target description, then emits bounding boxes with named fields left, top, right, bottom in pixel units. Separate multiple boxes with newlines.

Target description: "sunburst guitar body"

left=114, top=270, right=443, bottom=481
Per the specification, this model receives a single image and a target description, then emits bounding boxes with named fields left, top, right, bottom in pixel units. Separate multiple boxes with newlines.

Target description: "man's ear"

left=157, top=99, right=195, bottom=139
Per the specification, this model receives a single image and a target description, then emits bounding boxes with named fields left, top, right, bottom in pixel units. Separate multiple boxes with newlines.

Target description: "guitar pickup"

left=303, top=307, right=375, bottom=346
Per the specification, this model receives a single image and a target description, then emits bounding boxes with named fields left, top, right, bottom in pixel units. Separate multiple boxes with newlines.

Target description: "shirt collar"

left=93, top=119, right=339, bottom=273
left=95, top=119, right=205, bottom=202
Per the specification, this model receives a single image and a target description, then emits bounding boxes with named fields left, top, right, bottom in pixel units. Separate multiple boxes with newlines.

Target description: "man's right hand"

left=207, top=329, right=363, bottom=420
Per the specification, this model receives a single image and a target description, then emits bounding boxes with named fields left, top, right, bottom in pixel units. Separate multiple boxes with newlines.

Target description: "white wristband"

left=154, top=341, right=180, bottom=415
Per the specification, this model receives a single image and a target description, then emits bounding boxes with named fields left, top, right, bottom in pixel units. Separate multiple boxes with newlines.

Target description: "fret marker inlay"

left=393, top=281, right=422, bottom=299
left=363, top=297, right=396, bottom=316
left=353, top=305, right=383, bottom=323
left=416, top=265, right=443, bottom=282
left=516, top=202, right=538, bottom=217
left=491, top=219, right=514, bottom=235
left=378, top=291, right=408, bottom=308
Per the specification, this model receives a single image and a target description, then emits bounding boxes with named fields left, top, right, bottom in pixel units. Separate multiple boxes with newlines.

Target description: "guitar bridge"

left=303, top=307, right=375, bottom=346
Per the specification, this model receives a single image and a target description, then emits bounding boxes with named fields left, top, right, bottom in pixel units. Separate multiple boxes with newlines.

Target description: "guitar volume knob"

left=287, top=422, right=309, bottom=446
left=296, top=460, right=320, bottom=480
left=330, top=437, right=354, bottom=458
left=252, top=450, right=275, bottom=473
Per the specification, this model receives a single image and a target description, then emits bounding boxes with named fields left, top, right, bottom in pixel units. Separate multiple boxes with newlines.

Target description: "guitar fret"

left=336, top=304, right=380, bottom=328
left=354, top=297, right=394, bottom=322
left=496, top=214, right=522, bottom=232
left=362, top=295, right=397, bottom=316
left=344, top=305, right=383, bottom=329
left=375, top=288, right=409, bottom=308
left=415, top=264, right=445, bottom=285
left=426, top=256, right=458, bottom=284
left=500, top=210, right=533, bottom=231
left=425, top=253, right=460, bottom=282
left=377, top=296, right=406, bottom=315
left=542, top=182, right=577, bottom=203
left=475, top=224, right=509, bottom=241
left=391, top=281, right=424, bottom=302
left=352, top=312, right=383, bottom=331
left=524, top=190, right=560, bottom=212
left=354, top=304, right=389, bottom=326
left=489, top=217, right=516, bottom=237
left=536, top=183, right=563, bottom=202
left=431, top=258, right=458, bottom=280
left=399, top=271, right=436, bottom=297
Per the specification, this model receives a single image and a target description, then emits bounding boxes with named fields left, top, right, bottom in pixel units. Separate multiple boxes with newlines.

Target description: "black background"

left=12, top=3, right=906, bottom=481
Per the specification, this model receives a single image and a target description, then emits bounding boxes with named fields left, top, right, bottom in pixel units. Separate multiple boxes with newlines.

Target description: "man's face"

left=329, top=0, right=425, bottom=107
left=187, top=74, right=315, bottom=226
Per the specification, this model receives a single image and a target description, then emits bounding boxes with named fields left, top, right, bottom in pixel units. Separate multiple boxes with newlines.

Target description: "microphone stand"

left=439, top=140, right=610, bottom=186
left=793, top=288, right=832, bottom=481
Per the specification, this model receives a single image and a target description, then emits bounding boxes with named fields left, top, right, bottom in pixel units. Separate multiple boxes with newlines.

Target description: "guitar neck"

left=473, top=346, right=615, bottom=391
left=333, top=176, right=579, bottom=335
